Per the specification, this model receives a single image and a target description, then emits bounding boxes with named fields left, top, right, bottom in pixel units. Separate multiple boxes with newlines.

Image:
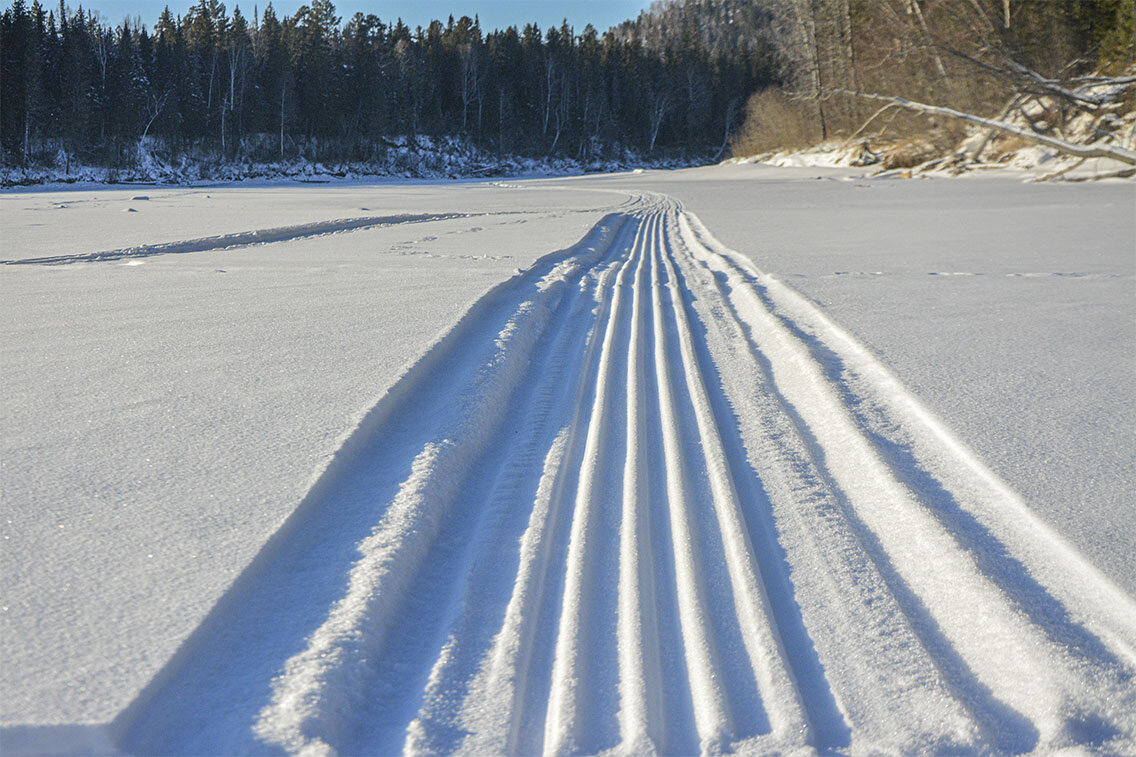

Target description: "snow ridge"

left=111, top=193, right=1135, bottom=755
left=1, top=212, right=468, bottom=265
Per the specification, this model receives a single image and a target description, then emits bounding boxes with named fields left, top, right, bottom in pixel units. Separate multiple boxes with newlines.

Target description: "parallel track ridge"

left=115, top=193, right=1136, bottom=756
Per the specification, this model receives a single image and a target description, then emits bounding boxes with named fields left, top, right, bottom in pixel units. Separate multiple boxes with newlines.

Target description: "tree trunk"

left=787, top=0, right=828, bottom=139
left=713, top=98, right=738, bottom=161
left=906, top=0, right=947, bottom=79
left=498, top=89, right=505, bottom=153
left=543, top=59, right=555, bottom=136
left=280, top=87, right=285, bottom=157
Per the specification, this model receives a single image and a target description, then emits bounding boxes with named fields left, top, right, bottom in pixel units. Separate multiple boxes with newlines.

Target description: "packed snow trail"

left=115, top=193, right=1136, bottom=755
left=0, top=212, right=470, bottom=265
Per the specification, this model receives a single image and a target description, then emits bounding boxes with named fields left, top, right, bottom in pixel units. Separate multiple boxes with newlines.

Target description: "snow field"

left=677, top=207, right=1136, bottom=751
left=0, top=184, right=624, bottom=740
left=3, top=171, right=1133, bottom=755
left=0, top=180, right=628, bottom=264
left=581, top=164, right=1135, bottom=595
left=107, top=192, right=1136, bottom=754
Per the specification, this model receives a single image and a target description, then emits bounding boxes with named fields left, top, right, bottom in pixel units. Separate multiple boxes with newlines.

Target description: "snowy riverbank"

left=0, top=135, right=695, bottom=188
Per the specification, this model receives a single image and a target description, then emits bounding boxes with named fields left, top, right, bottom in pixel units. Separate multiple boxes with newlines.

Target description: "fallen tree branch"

left=970, top=93, right=1025, bottom=161
left=984, top=52, right=1136, bottom=105
left=985, top=48, right=1114, bottom=107
left=1061, top=167, right=1136, bottom=182
left=829, top=89, right=1136, bottom=165
left=937, top=31, right=1136, bottom=111
left=937, top=44, right=1104, bottom=110
left=1031, top=157, right=1086, bottom=182
left=1070, top=74, right=1136, bottom=86
left=842, top=102, right=901, bottom=147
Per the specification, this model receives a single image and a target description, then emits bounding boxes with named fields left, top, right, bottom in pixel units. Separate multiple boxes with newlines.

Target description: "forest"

left=0, top=0, right=774, bottom=170
left=1, top=0, right=1132, bottom=176
left=728, top=0, right=1134, bottom=163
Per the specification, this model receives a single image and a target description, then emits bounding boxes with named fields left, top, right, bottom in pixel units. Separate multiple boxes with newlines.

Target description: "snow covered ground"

left=572, top=164, right=1136, bottom=593
left=1, top=166, right=1133, bottom=755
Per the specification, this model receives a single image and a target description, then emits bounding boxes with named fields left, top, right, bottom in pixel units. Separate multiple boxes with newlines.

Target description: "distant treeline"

left=0, top=0, right=776, bottom=167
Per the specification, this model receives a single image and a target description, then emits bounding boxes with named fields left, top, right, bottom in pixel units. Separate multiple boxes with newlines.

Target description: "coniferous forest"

left=0, top=0, right=776, bottom=172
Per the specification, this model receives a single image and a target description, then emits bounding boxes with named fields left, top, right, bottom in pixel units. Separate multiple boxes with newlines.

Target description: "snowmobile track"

left=0, top=212, right=471, bottom=265
left=114, top=192, right=1136, bottom=756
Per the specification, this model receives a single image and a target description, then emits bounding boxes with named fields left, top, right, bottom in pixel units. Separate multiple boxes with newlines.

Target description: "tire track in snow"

left=114, top=192, right=1136, bottom=756
left=666, top=216, right=959, bottom=751
left=355, top=225, right=636, bottom=756
left=398, top=217, right=645, bottom=757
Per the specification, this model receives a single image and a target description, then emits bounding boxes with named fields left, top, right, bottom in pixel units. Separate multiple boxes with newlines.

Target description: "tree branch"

left=937, top=44, right=1104, bottom=110
left=842, top=102, right=900, bottom=147
left=969, top=93, right=1025, bottom=162
left=829, top=89, right=1136, bottom=166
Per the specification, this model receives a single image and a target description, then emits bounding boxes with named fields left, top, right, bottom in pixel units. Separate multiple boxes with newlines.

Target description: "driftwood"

left=829, top=88, right=1136, bottom=166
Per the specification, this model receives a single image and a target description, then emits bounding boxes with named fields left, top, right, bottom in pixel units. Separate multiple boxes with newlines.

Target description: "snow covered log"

left=830, top=89, right=1136, bottom=166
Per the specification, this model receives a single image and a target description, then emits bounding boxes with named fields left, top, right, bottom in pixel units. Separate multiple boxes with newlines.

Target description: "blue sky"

left=77, top=0, right=654, bottom=33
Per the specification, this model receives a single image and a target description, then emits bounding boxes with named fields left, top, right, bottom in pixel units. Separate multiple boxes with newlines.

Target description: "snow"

left=577, top=163, right=1135, bottom=593
left=0, top=182, right=621, bottom=734
left=735, top=98, right=1136, bottom=179
left=738, top=142, right=867, bottom=168
left=1, top=165, right=1133, bottom=755
left=1, top=136, right=689, bottom=189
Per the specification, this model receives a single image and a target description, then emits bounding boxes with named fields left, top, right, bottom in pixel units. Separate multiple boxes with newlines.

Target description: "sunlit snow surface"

left=1, top=166, right=1133, bottom=755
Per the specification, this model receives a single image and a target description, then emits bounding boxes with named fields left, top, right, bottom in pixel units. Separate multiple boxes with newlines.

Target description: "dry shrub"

left=730, top=82, right=984, bottom=162
left=729, top=89, right=823, bottom=156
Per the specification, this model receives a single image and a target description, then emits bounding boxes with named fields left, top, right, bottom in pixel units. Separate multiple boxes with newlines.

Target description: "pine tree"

left=1, top=0, right=785, bottom=166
